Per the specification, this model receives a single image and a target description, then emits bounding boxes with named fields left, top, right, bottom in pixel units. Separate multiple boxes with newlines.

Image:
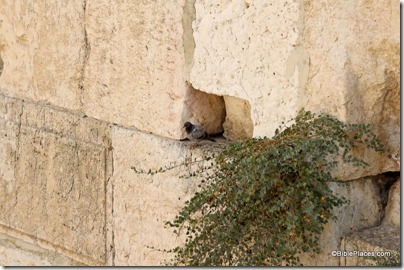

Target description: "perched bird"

left=182, top=122, right=216, bottom=142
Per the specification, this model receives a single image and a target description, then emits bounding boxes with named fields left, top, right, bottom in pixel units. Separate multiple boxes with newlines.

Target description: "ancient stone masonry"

left=0, top=0, right=400, bottom=266
left=0, top=95, right=111, bottom=265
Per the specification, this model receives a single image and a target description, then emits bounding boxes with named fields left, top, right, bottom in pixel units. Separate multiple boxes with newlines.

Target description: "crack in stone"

left=79, top=0, right=90, bottom=107
left=0, top=54, right=4, bottom=78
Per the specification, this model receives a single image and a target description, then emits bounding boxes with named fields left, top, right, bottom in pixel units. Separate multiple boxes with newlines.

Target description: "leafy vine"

left=133, top=110, right=390, bottom=266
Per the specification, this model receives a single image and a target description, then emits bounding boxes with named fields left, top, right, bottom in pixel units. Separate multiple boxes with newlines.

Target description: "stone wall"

left=0, top=0, right=399, bottom=266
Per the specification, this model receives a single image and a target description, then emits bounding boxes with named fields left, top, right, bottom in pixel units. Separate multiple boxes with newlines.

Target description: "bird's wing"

left=189, top=124, right=207, bottom=140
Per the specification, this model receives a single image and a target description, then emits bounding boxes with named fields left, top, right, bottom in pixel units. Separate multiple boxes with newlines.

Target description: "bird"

left=182, top=122, right=216, bottom=142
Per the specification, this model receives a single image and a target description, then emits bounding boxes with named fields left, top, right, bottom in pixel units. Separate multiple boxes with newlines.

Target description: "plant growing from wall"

left=133, top=110, right=389, bottom=266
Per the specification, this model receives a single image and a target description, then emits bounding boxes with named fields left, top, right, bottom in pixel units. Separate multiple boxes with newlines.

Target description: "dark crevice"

left=374, top=171, right=400, bottom=223
left=0, top=54, right=3, bottom=77
left=79, top=0, right=90, bottom=107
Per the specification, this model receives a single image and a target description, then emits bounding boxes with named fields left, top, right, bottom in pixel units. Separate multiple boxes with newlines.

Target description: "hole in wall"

left=181, top=82, right=254, bottom=141
left=374, top=171, right=400, bottom=223
left=182, top=83, right=226, bottom=139
left=376, top=171, right=400, bottom=208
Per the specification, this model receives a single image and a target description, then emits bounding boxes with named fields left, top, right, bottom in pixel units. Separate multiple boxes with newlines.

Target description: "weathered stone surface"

left=299, top=177, right=383, bottom=266
left=83, top=0, right=188, bottom=139
left=383, top=180, right=400, bottom=226
left=190, top=0, right=399, bottom=179
left=0, top=95, right=111, bottom=264
left=302, top=0, right=399, bottom=123
left=0, top=0, right=85, bottom=111
left=223, top=95, right=253, bottom=140
left=302, top=0, right=400, bottom=180
left=0, top=0, right=399, bottom=267
left=190, top=0, right=301, bottom=139
left=0, top=232, right=85, bottom=266
left=340, top=223, right=400, bottom=266
left=111, top=126, right=211, bottom=266
left=181, top=85, right=226, bottom=136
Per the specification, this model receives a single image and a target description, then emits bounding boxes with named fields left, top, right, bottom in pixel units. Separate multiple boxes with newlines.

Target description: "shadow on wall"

left=181, top=83, right=253, bottom=140
left=0, top=54, right=3, bottom=77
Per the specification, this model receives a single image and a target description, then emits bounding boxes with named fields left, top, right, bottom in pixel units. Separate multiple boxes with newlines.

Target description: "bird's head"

left=183, top=121, right=192, bottom=128
left=183, top=122, right=193, bottom=133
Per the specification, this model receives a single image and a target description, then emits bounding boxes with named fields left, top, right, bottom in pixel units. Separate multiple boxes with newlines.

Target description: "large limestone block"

left=0, top=0, right=85, bottom=111
left=111, top=126, right=210, bottom=266
left=0, top=95, right=112, bottom=264
left=190, top=0, right=302, bottom=138
left=83, top=0, right=188, bottom=139
left=383, top=180, right=400, bottom=226
left=302, top=0, right=399, bottom=123
left=299, top=177, right=383, bottom=266
left=302, top=0, right=400, bottom=178
left=190, top=0, right=399, bottom=178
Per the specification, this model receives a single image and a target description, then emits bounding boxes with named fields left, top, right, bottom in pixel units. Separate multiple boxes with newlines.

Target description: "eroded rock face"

left=83, top=0, right=190, bottom=139
left=0, top=0, right=84, bottom=110
left=0, top=0, right=399, bottom=267
left=190, top=1, right=301, bottom=138
left=302, top=0, right=400, bottom=180
left=0, top=95, right=111, bottom=264
left=111, top=126, right=205, bottom=266
left=223, top=95, right=253, bottom=140
left=383, top=180, right=400, bottom=227
left=190, top=0, right=399, bottom=179
left=299, top=177, right=384, bottom=266
left=340, top=224, right=400, bottom=266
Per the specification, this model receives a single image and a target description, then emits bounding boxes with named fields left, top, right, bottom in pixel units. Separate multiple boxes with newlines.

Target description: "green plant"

left=133, top=110, right=389, bottom=266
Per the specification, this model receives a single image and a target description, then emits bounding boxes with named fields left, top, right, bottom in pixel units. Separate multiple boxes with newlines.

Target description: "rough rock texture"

left=83, top=0, right=189, bottom=139
left=190, top=0, right=301, bottom=138
left=0, top=94, right=111, bottom=265
left=0, top=232, right=84, bottom=266
left=190, top=0, right=399, bottom=179
left=223, top=95, right=253, bottom=140
left=383, top=180, right=400, bottom=226
left=302, top=0, right=400, bottom=180
left=111, top=126, right=210, bottom=265
left=340, top=224, right=400, bottom=266
left=299, top=177, right=384, bottom=266
left=181, top=85, right=226, bottom=136
left=0, top=0, right=399, bottom=267
left=0, top=0, right=84, bottom=111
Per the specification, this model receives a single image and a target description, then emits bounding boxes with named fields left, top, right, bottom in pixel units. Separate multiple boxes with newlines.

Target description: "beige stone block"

left=302, top=1, right=399, bottom=123
left=190, top=0, right=301, bottom=139
left=302, top=0, right=400, bottom=178
left=0, top=1, right=85, bottom=110
left=190, top=0, right=399, bottom=179
left=222, top=95, right=253, bottom=140
left=111, top=126, right=211, bottom=266
left=299, top=177, right=383, bottom=266
left=340, top=224, right=399, bottom=266
left=0, top=95, right=112, bottom=264
left=0, top=232, right=84, bottom=266
left=83, top=0, right=188, bottom=138
left=383, top=180, right=400, bottom=226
